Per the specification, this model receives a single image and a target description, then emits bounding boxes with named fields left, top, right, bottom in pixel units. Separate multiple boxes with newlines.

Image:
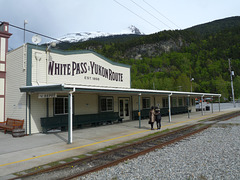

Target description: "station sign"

left=38, top=93, right=57, bottom=99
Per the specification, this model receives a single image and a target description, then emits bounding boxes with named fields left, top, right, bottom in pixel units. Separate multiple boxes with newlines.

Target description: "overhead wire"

left=2, top=1, right=182, bottom=46
left=113, top=0, right=161, bottom=31
left=131, top=0, right=192, bottom=45
left=142, top=0, right=181, bottom=29
left=130, top=0, right=172, bottom=30
left=2, top=0, right=181, bottom=44
left=113, top=0, right=183, bottom=42
left=139, top=1, right=199, bottom=86
left=0, top=20, right=63, bottom=43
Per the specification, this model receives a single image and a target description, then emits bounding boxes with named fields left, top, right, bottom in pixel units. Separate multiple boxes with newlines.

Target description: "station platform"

left=0, top=107, right=239, bottom=179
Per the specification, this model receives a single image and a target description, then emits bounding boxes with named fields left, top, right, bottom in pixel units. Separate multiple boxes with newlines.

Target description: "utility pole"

left=24, top=20, right=28, bottom=43
left=190, top=78, right=194, bottom=92
left=228, top=58, right=236, bottom=108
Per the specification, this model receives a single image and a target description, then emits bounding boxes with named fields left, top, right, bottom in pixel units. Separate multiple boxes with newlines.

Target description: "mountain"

left=187, top=16, right=240, bottom=36
left=54, top=16, right=240, bottom=101
left=57, top=25, right=143, bottom=43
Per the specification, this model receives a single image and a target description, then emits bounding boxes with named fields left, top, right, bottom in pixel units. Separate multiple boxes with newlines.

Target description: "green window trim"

left=142, top=97, right=150, bottom=109
left=100, top=96, right=114, bottom=112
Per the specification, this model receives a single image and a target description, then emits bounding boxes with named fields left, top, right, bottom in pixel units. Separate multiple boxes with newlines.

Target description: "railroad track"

left=11, top=111, right=240, bottom=180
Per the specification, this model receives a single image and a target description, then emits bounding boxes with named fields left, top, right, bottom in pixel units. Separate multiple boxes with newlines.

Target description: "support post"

left=228, top=59, right=236, bottom=108
left=47, top=98, right=49, bottom=117
left=25, top=94, right=28, bottom=135
left=68, top=88, right=75, bottom=144
left=168, top=93, right=172, bottom=122
left=218, top=96, right=221, bottom=112
left=188, top=95, right=190, bottom=118
left=211, top=96, right=213, bottom=113
left=28, top=93, right=31, bottom=135
left=201, top=95, right=204, bottom=116
left=138, top=93, right=141, bottom=128
left=68, top=93, right=73, bottom=144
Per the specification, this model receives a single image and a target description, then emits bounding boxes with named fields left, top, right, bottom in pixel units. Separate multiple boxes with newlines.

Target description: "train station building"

left=1, top=22, right=221, bottom=143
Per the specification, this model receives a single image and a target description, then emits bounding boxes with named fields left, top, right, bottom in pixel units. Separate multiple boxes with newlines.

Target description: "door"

left=119, top=98, right=130, bottom=120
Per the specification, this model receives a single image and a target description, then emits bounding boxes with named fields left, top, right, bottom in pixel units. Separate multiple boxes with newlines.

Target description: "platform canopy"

left=20, top=84, right=221, bottom=144
left=20, top=83, right=221, bottom=97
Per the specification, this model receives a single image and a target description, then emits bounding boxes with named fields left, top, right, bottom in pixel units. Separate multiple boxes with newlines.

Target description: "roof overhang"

left=20, top=84, right=66, bottom=92
left=20, top=84, right=221, bottom=97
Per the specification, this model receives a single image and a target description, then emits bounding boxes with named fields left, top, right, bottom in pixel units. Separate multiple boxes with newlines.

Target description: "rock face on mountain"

left=124, top=38, right=183, bottom=59
left=128, top=25, right=142, bottom=35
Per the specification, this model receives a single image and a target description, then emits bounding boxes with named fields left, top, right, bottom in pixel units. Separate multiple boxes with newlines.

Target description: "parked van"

left=195, top=98, right=211, bottom=111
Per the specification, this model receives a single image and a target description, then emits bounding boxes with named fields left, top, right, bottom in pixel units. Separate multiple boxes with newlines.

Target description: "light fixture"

left=46, top=42, right=56, bottom=51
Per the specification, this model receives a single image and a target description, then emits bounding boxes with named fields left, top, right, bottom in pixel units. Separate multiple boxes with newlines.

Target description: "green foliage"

left=234, top=76, right=240, bottom=99
left=214, top=75, right=229, bottom=100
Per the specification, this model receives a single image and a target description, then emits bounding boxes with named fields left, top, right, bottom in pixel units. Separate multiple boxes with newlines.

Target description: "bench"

left=40, top=115, right=68, bottom=133
left=74, top=112, right=123, bottom=127
left=132, top=109, right=151, bottom=120
left=132, top=106, right=189, bottom=120
left=41, top=112, right=123, bottom=133
left=0, top=118, right=24, bottom=134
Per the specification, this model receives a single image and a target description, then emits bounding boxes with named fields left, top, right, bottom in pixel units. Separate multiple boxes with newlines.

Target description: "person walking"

left=149, top=106, right=155, bottom=130
left=155, top=106, right=161, bottom=130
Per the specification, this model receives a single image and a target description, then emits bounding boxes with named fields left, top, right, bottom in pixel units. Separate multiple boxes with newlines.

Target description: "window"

left=54, top=97, right=68, bottom=115
left=142, top=98, right=150, bottom=109
left=163, top=98, right=168, bottom=108
left=100, top=97, right=113, bottom=112
left=172, top=98, right=177, bottom=107
left=178, top=98, right=183, bottom=106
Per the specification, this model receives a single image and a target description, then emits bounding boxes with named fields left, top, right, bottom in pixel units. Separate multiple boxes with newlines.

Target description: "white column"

left=138, top=93, right=141, bottom=128
left=68, top=93, right=73, bottom=144
left=168, top=94, right=172, bottom=122
left=67, top=87, right=75, bottom=144
left=218, top=96, right=221, bottom=112
left=188, top=95, right=190, bottom=118
left=211, top=96, right=213, bottom=113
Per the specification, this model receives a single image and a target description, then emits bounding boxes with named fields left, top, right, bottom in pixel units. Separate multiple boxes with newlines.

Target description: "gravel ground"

left=79, top=117, right=240, bottom=180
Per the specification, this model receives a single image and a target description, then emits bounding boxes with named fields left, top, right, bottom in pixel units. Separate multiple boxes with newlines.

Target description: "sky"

left=1, top=0, right=240, bottom=50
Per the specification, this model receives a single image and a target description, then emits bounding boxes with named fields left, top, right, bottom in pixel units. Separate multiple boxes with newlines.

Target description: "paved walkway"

left=0, top=108, right=239, bottom=179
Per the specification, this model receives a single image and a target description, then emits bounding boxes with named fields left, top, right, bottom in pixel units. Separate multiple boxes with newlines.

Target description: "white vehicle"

left=196, top=98, right=211, bottom=111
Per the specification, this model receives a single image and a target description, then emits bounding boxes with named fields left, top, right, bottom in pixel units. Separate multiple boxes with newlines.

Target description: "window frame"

left=100, top=96, right=114, bottom=112
left=54, top=96, right=69, bottom=115
left=142, top=97, right=150, bottom=109
left=162, top=98, right=169, bottom=108
left=172, top=97, right=177, bottom=107
left=178, top=97, right=183, bottom=106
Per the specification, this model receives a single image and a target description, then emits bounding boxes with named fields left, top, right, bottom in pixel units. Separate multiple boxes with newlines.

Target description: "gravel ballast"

left=80, top=117, right=240, bottom=180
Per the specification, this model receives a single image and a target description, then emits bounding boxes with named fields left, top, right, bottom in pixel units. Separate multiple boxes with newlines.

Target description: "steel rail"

left=62, top=124, right=212, bottom=180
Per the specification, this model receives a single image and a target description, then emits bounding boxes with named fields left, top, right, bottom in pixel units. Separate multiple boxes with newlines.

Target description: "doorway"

left=119, top=98, right=130, bottom=120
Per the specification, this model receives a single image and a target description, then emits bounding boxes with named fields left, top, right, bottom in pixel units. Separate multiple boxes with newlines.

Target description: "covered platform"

left=20, top=83, right=221, bottom=144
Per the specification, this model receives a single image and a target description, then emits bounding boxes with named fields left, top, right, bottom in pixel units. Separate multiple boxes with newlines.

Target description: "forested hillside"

left=66, top=16, right=240, bottom=101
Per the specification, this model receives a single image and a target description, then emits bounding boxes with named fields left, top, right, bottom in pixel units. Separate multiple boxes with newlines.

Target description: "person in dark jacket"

left=155, top=106, right=161, bottom=130
left=149, top=106, right=155, bottom=130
